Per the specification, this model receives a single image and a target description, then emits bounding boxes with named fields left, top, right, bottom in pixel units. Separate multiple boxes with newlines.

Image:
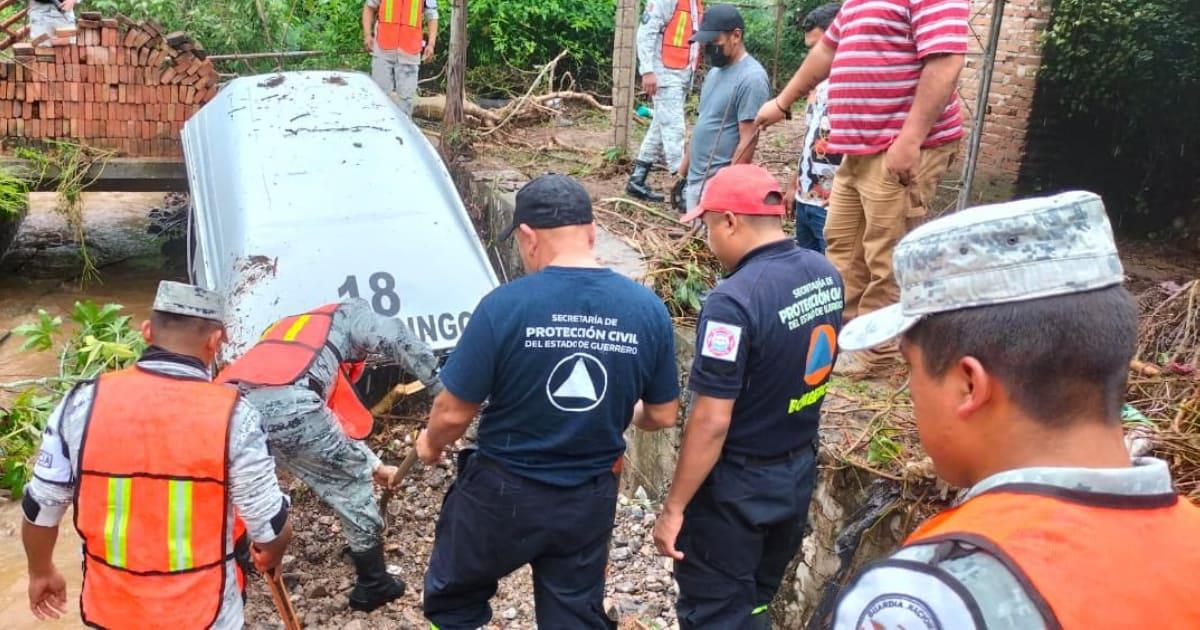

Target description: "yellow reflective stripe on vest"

left=167, top=480, right=194, bottom=572
left=104, top=477, right=132, bottom=568
left=281, top=315, right=312, bottom=342
left=672, top=10, right=689, bottom=47
left=408, top=0, right=420, bottom=26
left=382, top=0, right=394, bottom=22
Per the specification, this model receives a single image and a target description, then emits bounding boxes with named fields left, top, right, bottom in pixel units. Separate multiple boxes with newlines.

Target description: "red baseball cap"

left=680, top=164, right=785, bottom=223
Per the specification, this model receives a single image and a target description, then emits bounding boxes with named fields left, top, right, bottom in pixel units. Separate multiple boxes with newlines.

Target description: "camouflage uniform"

left=833, top=192, right=1156, bottom=628
left=27, top=0, right=75, bottom=45
left=634, top=0, right=696, bottom=172
left=365, top=0, right=437, bottom=117
left=238, top=298, right=441, bottom=552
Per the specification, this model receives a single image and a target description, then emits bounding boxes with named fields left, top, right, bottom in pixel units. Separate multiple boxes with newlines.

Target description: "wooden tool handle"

left=265, top=570, right=303, bottom=630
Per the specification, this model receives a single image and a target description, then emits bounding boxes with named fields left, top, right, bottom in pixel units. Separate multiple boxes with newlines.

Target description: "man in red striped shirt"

left=756, top=0, right=967, bottom=376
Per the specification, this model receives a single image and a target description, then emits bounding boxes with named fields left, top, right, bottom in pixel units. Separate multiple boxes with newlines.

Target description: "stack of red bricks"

left=0, top=12, right=220, bottom=157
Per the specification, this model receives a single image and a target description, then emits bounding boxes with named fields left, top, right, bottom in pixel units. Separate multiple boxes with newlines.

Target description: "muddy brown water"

left=0, top=192, right=172, bottom=627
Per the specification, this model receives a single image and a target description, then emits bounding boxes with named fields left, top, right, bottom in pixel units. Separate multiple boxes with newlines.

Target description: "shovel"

left=263, top=566, right=302, bottom=630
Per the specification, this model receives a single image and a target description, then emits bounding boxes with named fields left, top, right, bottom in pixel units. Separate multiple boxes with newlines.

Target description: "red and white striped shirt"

left=821, top=0, right=968, bottom=155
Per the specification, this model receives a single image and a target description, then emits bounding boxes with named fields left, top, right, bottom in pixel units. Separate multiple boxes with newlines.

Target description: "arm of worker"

left=343, top=298, right=443, bottom=394
left=227, top=401, right=293, bottom=575
left=632, top=300, right=681, bottom=431
left=415, top=298, right=497, bottom=463
left=22, top=384, right=92, bottom=620
left=417, top=389, right=482, bottom=464
left=830, top=556, right=986, bottom=629
left=422, top=0, right=438, bottom=62
left=61, top=0, right=77, bottom=12
left=732, top=74, right=771, bottom=164
left=885, top=0, right=968, bottom=181
left=636, top=1, right=670, bottom=97
left=754, top=40, right=835, bottom=128
left=362, top=2, right=377, bottom=52
left=653, top=294, right=749, bottom=560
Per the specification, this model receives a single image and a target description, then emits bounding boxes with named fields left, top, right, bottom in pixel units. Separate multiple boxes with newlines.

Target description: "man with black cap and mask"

left=678, top=3, right=771, bottom=213
left=417, top=174, right=681, bottom=629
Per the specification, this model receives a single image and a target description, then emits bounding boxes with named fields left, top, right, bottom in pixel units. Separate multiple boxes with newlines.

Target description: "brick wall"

left=0, top=13, right=218, bottom=157
left=957, top=0, right=1052, bottom=197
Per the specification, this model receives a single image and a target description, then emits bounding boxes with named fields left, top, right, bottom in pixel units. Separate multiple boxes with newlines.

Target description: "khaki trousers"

left=824, top=141, right=958, bottom=357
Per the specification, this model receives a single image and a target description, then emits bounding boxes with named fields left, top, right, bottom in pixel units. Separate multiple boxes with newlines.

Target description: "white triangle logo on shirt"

left=552, top=358, right=598, bottom=401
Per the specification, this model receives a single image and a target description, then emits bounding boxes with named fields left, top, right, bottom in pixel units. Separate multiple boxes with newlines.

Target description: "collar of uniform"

left=728, top=238, right=796, bottom=276
left=137, top=345, right=212, bottom=380
left=963, top=456, right=1175, bottom=502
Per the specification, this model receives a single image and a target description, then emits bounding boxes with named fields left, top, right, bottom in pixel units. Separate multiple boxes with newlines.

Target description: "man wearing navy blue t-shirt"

left=416, top=174, right=681, bottom=630
left=653, top=164, right=844, bottom=629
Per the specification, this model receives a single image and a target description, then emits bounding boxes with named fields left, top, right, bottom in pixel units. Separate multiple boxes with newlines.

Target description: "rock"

left=343, top=621, right=365, bottom=630
left=386, top=564, right=403, bottom=576
left=282, top=554, right=296, bottom=566
left=307, top=582, right=330, bottom=599
left=634, top=486, right=649, bottom=502
left=610, top=547, right=632, bottom=562
left=503, top=607, right=518, bottom=620
left=630, top=505, right=645, bottom=520
left=304, top=612, right=322, bottom=627
left=318, top=515, right=335, bottom=527
left=613, top=535, right=630, bottom=548
left=616, top=581, right=636, bottom=594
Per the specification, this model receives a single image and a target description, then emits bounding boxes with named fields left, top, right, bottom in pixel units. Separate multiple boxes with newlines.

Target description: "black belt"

left=722, top=446, right=810, bottom=468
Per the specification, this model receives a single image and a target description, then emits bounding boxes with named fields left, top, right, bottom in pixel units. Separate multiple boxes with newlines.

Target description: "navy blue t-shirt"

left=440, top=266, right=679, bottom=487
left=689, top=239, right=843, bottom=458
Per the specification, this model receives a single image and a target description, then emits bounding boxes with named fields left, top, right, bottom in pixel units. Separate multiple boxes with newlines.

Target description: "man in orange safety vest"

left=363, top=0, right=439, bottom=117
left=21, top=281, right=292, bottom=628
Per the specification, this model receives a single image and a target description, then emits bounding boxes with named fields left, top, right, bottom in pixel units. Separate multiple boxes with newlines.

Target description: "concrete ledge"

left=0, top=157, right=188, bottom=192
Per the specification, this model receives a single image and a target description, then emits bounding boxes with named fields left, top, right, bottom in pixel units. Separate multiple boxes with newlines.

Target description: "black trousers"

left=675, top=446, right=818, bottom=629
left=423, top=452, right=619, bottom=630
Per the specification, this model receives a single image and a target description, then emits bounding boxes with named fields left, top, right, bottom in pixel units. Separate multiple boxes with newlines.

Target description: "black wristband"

left=775, top=98, right=793, bottom=120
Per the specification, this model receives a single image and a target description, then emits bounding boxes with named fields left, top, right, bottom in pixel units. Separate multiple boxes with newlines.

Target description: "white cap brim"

left=838, top=304, right=923, bottom=352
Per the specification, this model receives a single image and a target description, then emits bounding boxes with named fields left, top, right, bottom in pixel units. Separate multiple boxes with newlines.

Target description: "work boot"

left=348, top=544, right=405, bottom=612
left=626, top=160, right=665, bottom=202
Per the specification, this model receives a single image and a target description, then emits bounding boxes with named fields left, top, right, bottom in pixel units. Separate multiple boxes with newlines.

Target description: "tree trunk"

left=442, top=0, right=467, bottom=152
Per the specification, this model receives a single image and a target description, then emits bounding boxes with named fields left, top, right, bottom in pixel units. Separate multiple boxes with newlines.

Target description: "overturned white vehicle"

left=182, top=71, right=498, bottom=371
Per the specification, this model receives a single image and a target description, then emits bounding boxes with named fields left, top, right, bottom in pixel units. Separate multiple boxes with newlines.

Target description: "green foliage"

left=1027, top=0, right=1200, bottom=234
left=0, top=166, right=28, bottom=220
left=669, top=262, right=710, bottom=316
left=1, top=302, right=146, bottom=497
left=466, top=0, right=614, bottom=95
left=867, top=428, right=903, bottom=466
left=742, top=0, right=827, bottom=90
left=12, top=310, right=63, bottom=352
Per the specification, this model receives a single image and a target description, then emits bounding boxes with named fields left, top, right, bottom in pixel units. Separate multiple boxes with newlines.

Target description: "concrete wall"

left=958, top=0, right=1053, bottom=199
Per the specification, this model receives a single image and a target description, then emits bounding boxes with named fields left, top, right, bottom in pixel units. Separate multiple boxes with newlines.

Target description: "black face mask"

left=705, top=42, right=731, bottom=68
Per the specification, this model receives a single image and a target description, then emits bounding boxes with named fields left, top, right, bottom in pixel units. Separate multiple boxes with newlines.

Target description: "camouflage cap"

left=152, top=281, right=224, bottom=322
left=839, top=191, right=1124, bottom=352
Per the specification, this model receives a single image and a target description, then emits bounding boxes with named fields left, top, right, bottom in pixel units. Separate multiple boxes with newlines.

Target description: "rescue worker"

left=363, top=0, right=438, bottom=117
left=831, top=191, right=1200, bottom=628
left=417, top=174, right=681, bottom=629
left=625, top=0, right=703, bottom=202
left=28, top=0, right=76, bottom=45
left=219, top=297, right=440, bottom=612
left=22, top=281, right=292, bottom=627
left=653, top=164, right=843, bottom=628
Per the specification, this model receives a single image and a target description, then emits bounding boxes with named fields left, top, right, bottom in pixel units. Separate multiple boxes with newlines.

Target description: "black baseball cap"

left=690, top=4, right=745, bottom=43
left=500, top=173, right=594, bottom=239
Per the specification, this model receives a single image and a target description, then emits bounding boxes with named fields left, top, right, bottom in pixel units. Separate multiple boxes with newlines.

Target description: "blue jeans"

left=794, top=202, right=828, bottom=253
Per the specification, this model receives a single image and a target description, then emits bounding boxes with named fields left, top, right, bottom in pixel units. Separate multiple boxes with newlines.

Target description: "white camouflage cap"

left=839, top=191, right=1124, bottom=352
left=152, top=280, right=224, bottom=322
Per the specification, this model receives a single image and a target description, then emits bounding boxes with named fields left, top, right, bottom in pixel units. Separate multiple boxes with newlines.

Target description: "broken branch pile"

left=0, top=13, right=219, bottom=156
left=1131, top=280, right=1200, bottom=499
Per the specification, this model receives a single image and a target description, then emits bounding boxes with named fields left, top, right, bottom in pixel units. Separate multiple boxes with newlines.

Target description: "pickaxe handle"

left=381, top=446, right=420, bottom=534
left=264, top=569, right=303, bottom=630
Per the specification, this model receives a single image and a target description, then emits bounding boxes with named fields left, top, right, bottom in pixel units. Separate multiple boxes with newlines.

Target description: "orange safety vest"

left=73, top=367, right=237, bottom=628
left=905, top=484, right=1200, bottom=628
left=376, top=0, right=424, bottom=55
left=662, top=0, right=702, bottom=70
left=218, top=303, right=374, bottom=440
